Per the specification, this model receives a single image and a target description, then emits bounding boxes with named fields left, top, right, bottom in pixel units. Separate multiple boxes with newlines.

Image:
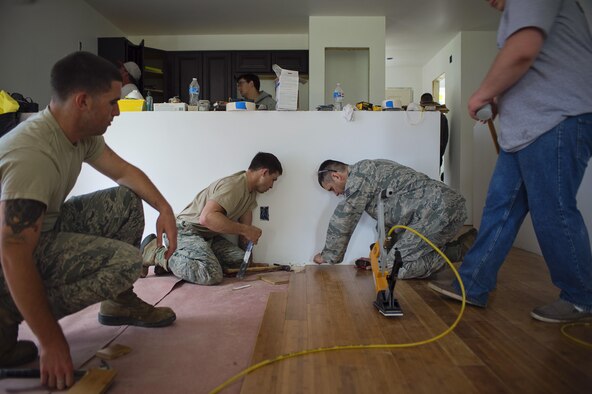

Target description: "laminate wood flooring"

left=240, top=248, right=592, bottom=394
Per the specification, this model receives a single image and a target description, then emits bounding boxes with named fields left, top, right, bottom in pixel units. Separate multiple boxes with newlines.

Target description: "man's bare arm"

left=200, top=200, right=261, bottom=244
left=238, top=210, right=253, bottom=249
left=468, top=27, right=545, bottom=118
left=89, top=144, right=177, bottom=257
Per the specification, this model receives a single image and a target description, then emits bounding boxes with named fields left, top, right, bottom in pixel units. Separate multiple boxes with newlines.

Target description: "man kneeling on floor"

left=0, top=52, right=178, bottom=389
left=313, top=159, right=476, bottom=278
left=142, top=152, right=282, bottom=285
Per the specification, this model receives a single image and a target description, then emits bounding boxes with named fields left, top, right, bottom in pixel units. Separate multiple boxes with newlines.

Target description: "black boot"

left=0, top=324, right=38, bottom=367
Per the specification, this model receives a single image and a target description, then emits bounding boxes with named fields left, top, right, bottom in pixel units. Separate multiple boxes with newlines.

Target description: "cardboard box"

left=154, top=103, right=187, bottom=111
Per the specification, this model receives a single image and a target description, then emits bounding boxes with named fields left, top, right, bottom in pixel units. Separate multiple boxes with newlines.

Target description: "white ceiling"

left=83, top=0, right=500, bottom=66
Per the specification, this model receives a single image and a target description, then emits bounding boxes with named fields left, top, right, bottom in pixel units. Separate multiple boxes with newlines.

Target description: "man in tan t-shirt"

left=0, top=52, right=177, bottom=389
left=142, top=152, right=282, bottom=285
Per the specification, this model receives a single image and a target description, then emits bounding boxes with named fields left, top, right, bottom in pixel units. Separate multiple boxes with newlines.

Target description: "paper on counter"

left=273, top=64, right=299, bottom=111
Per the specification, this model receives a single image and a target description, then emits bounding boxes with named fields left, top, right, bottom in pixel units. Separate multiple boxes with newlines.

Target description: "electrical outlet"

left=260, top=206, right=269, bottom=221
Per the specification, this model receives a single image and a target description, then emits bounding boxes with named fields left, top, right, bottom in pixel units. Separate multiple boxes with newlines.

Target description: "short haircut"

left=237, top=73, right=261, bottom=91
left=51, top=51, right=122, bottom=102
left=420, top=93, right=434, bottom=104
left=249, top=152, right=283, bottom=175
left=317, top=160, right=348, bottom=186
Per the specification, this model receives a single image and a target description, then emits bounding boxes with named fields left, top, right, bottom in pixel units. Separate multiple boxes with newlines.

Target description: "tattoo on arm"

left=4, top=200, right=46, bottom=234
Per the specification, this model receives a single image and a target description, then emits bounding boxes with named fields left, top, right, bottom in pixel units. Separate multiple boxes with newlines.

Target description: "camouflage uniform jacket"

left=321, top=159, right=465, bottom=264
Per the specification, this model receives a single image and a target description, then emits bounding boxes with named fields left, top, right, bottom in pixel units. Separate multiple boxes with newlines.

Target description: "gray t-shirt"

left=255, top=90, right=277, bottom=110
left=497, top=0, right=592, bottom=152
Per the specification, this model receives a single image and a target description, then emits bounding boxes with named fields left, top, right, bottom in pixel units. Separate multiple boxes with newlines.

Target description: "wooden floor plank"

left=240, top=292, right=287, bottom=394
left=285, top=272, right=307, bottom=321
left=241, top=248, right=592, bottom=393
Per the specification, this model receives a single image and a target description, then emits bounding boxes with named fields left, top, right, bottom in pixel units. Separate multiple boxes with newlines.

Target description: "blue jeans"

left=457, top=113, right=592, bottom=310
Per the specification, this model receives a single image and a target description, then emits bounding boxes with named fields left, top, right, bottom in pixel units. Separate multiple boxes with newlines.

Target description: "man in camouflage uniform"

left=0, top=52, right=178, bottom=390
left=313, top=159, right=475, bottom=279
left=142, top=152, right=282, bottom=285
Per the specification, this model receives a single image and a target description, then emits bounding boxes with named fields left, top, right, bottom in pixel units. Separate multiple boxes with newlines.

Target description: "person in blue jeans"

left=429, top=0, right=592, bottom=323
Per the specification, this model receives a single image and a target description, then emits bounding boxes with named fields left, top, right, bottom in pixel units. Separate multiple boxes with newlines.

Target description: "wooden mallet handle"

left=476, top=104, right=500, bottom=155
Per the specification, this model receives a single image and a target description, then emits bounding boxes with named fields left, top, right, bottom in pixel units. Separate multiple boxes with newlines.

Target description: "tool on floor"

left=236, top=241, right=254, bottom=280
left=0, top=360, right=110, bottom=380
left=0, top=369, right=87, bottom=379
left=273, top=263, right=291, bottom=272
left=476, top=103, right=500, bottom=154
left=232, top=284, right=252, bottom=291
left=225, top=265, right=287, bottom=275
left=370, top=188, right=403, bottom=317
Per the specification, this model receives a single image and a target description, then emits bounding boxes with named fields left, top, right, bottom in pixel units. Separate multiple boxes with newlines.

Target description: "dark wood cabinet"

left=168, top=51, right=203, bottom=104
left=167, top=50, right=308, bottom=103
left=202, top=52, right=232, bottom=102
left=99, top=37, right=308, bottom=104
left=97, top=37, right=144, bottom=71
left=233, top=51, right=272, bottom=74
left=143, top=47, right=167, bottom=103
left=272, top=50, right=308, bottom=74
left=168, top=51, right=233, bottom=103
left=98, top=37, right=165, bottom=100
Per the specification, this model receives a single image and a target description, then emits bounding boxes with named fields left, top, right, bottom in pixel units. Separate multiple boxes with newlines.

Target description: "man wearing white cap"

left=119, top=61, right=144, bottom=99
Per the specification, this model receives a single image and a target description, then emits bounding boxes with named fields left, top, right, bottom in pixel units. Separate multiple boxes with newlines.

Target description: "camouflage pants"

left=0, top=186, right=143, bottom=325
left=389, top=196, right=467, bottom=279
left=167, top=222, right=245, bottom=285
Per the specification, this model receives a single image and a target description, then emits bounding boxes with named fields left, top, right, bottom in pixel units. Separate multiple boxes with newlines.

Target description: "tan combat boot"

left=443, top=228, right=478, bottom=263
left=140, top=234, right=170, bottom=277
left=98, top=288, right=176, bottom=328
left=0, top=324, right=38, bottom=367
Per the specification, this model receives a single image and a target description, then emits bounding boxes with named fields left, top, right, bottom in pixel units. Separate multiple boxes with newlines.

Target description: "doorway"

left=432, top=73, right=447, bottom=182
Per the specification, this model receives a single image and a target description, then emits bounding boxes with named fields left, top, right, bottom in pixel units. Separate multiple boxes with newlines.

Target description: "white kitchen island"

left=70, top=110, right=440, bottom=265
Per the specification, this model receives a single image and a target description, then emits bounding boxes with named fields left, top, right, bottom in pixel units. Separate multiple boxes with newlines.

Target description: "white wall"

left=422, top=34, right=463, bottom=207
left=308, top=16, right=385, bottom=109
left=325, top=48, right=369, bottom=105
left=0, top=0, right=123, bottom=108
left=385, top=65, right=422, bottom=104
left=70, top=112, right=440, bottom=265
left=127, top=34, right=308, bottom=51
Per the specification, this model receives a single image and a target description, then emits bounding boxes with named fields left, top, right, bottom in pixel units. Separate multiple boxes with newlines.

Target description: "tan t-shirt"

left=177, top=171, right=257, bottom=237
left=0, top=108, right=105, bottom=231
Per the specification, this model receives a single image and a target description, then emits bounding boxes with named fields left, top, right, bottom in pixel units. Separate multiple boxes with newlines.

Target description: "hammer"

left=0, top=360, right=110, bottom=379
left=476, top=104, right=500, bottom=154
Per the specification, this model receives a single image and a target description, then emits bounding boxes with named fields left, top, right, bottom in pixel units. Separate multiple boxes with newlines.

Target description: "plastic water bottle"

left=333, top=83, right=344, bottom=111
left=189, top=78, right=200, bottom=106
left=145, top=91, right=153, bottom=111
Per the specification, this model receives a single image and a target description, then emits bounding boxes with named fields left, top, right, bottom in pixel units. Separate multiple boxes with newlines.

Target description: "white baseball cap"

left=123, top=61, right=141, bottom=81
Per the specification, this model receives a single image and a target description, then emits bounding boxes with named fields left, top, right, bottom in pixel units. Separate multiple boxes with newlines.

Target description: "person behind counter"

left=119, top=61, right=144, bottom=99
left=236, top=74, right=276, bottom=110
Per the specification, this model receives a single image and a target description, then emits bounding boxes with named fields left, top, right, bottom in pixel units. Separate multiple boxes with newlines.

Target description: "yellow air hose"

left=210, top=225, right=591, bottom=393
left=210, top=225, right=467, bottom=394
